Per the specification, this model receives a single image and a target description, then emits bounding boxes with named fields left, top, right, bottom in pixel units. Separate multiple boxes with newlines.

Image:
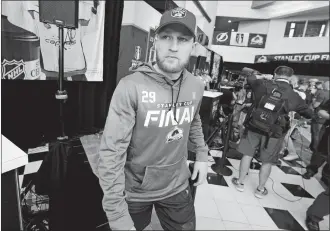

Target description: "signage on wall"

left=254, top=53, right=330, bottom=63
left=213, top=30, right=267, bottom=48
left=197, top=27, right=209, bottom=46
left=230, top=32, right=250, bottom=47
left=145, top=28, right=156, bottom=63
left=131, top=45, right=143, bottom=69
left=248, top=33, right=267, bottom=48
left=213, top=31, right=231, bottom=46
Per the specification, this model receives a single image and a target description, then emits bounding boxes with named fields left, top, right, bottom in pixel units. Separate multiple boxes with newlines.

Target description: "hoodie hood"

left=129, top=62, right=188, bottom=90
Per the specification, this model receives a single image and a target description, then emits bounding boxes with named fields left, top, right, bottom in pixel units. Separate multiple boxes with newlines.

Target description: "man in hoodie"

left=98, top=8, right=208, bottom=231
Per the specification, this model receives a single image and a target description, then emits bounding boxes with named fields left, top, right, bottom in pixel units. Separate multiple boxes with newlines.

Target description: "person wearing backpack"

left=231, top=66, right=313, bottom=198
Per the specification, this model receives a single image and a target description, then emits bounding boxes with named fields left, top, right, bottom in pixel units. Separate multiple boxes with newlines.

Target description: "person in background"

left=232, top=66, right=313, bottom=199
left=97, top=8, right=208, bottom=231
left=280, top=75, right=307, bottom=161
left=290, top=75, right=306, bottom=100
left=201, top=68, right=212, bottom=90
left=304, top=100, right=330, bottom=231
left=303, top=82, right=330, bottom=179
left=309, top=80, right=329, bottom=153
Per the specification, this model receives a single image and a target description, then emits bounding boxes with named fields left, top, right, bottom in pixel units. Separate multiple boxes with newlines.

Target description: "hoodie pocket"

left=140, top=156, right=191, bottom=192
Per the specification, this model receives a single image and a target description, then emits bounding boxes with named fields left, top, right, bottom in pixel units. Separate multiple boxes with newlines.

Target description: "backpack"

left=244, top=81, right=288, bottom=148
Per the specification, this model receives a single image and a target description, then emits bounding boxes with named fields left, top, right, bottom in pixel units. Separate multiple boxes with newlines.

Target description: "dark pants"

left=310, top=122, right=323, bottom=152
left=307, top=187, right=329, bottom=222
left=306, top=124, right=328, bottom=175
left=306, top=153, right=328, bottom=175
left=127, top=186, right=196, bottom=231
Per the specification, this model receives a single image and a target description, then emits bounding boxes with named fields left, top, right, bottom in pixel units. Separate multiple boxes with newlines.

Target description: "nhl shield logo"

left=171, top=8, right=187, bottom=18
left=2, top=59, right=26, bottom=80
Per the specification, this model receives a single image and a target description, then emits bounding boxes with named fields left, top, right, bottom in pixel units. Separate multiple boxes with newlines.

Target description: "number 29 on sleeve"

left=142, top=91, right=156, bottom=103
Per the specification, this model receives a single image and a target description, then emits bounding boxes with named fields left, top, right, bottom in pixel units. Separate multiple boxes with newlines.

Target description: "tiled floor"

left=151, top=149, right=329, bottom=230
left=19, top=130, right=329, bottom=231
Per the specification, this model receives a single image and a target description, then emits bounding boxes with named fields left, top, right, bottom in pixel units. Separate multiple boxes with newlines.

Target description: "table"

left=2, top=135, right=29, bottom=231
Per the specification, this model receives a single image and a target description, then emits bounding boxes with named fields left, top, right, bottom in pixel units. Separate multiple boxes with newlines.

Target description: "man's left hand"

left=191, top=161, right=208, bottom=186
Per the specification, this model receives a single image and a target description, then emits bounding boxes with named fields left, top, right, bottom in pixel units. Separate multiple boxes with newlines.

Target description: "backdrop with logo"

left=212, top=30, right=267, bottom=48
left=255, top=53, right=330, bottom=63
left=1, top=1, right=105, bottom=81
left=116, top=25, right=148, bottom=84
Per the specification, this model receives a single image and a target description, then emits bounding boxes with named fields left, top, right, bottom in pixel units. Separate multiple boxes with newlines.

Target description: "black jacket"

left=246, top=75, right=313, bottom=137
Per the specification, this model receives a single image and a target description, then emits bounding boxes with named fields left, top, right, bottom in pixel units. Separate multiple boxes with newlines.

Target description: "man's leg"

left=255, top=136, right=284, bottom=198
left=304, top=124, right=327, bottom=179
left=257, top=163, right=272, bottom=189
left=232, top=130, right=260, bottom=191
left=238, top=155, right=253, bottom=184
left=310, top=122, right=322, bottom=152
left=303, top=152, right=326, bottom=179
left=154, top=186, right=195, bottom=230
left=283, top=137, right=299, bottom=161
left=127, top=200, right=154, bottom=231
left=306, top=188, right=330, bottom=231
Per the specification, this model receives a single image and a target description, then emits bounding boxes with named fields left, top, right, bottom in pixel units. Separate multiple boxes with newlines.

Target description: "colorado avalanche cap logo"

left=171, top=7, right=187, bottom=18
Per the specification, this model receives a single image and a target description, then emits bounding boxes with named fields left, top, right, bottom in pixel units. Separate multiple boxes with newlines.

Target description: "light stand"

left=211, top=114, right=234, bottom=176
left=55, top=25, right=68, bottom=141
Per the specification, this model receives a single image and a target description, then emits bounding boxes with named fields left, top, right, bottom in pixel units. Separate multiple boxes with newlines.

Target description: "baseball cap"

left=155, top=7, right=196, bottom=38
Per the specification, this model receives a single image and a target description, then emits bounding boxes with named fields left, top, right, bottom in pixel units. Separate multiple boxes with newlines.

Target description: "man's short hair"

left=274, top=66, right=294, bottom=78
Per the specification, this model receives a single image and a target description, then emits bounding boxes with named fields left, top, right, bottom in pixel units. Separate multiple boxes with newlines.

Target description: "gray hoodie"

left=97, top=63, right=208, bottom=230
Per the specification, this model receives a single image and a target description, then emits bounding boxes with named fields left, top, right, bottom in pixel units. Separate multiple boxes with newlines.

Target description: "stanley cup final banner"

left=1, top=1, right=105, bottom=81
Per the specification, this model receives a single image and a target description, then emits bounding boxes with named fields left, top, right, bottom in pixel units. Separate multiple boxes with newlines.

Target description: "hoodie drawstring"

left=166, top=72, right=184, bottom=124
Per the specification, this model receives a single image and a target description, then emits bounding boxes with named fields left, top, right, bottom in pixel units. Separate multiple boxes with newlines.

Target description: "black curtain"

left=1, top=0, right=124, bottom=151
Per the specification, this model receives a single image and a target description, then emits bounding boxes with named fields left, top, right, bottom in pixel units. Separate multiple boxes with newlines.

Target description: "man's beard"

left=156, top=52, right=189, bottom=74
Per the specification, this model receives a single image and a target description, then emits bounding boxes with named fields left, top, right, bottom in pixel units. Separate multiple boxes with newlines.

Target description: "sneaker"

left=306, top=216, right=320, bottom=231
left=232, top=177, right=244, bottom=192
left=254, top=187, right=268, bottom=199
left=283, top=153, right=299, bottom=161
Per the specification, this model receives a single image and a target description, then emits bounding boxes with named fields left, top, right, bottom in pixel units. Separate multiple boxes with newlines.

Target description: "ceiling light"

left=232, top=29, right=234, bottom=31
left=228, top=20, right=232, bottom=23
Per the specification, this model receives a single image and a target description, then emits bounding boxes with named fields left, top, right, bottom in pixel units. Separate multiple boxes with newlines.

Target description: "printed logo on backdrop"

left=171, top=8, right=187, bottom=18
left=248, top=34, right=267, bottom=48
left=230, top=32, right=249, bottom=47
left=254, top=53, right=330, bottom=63
left=1, top=59, right=26, bottom=80
left=212, top=31, right=231, bottom=46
